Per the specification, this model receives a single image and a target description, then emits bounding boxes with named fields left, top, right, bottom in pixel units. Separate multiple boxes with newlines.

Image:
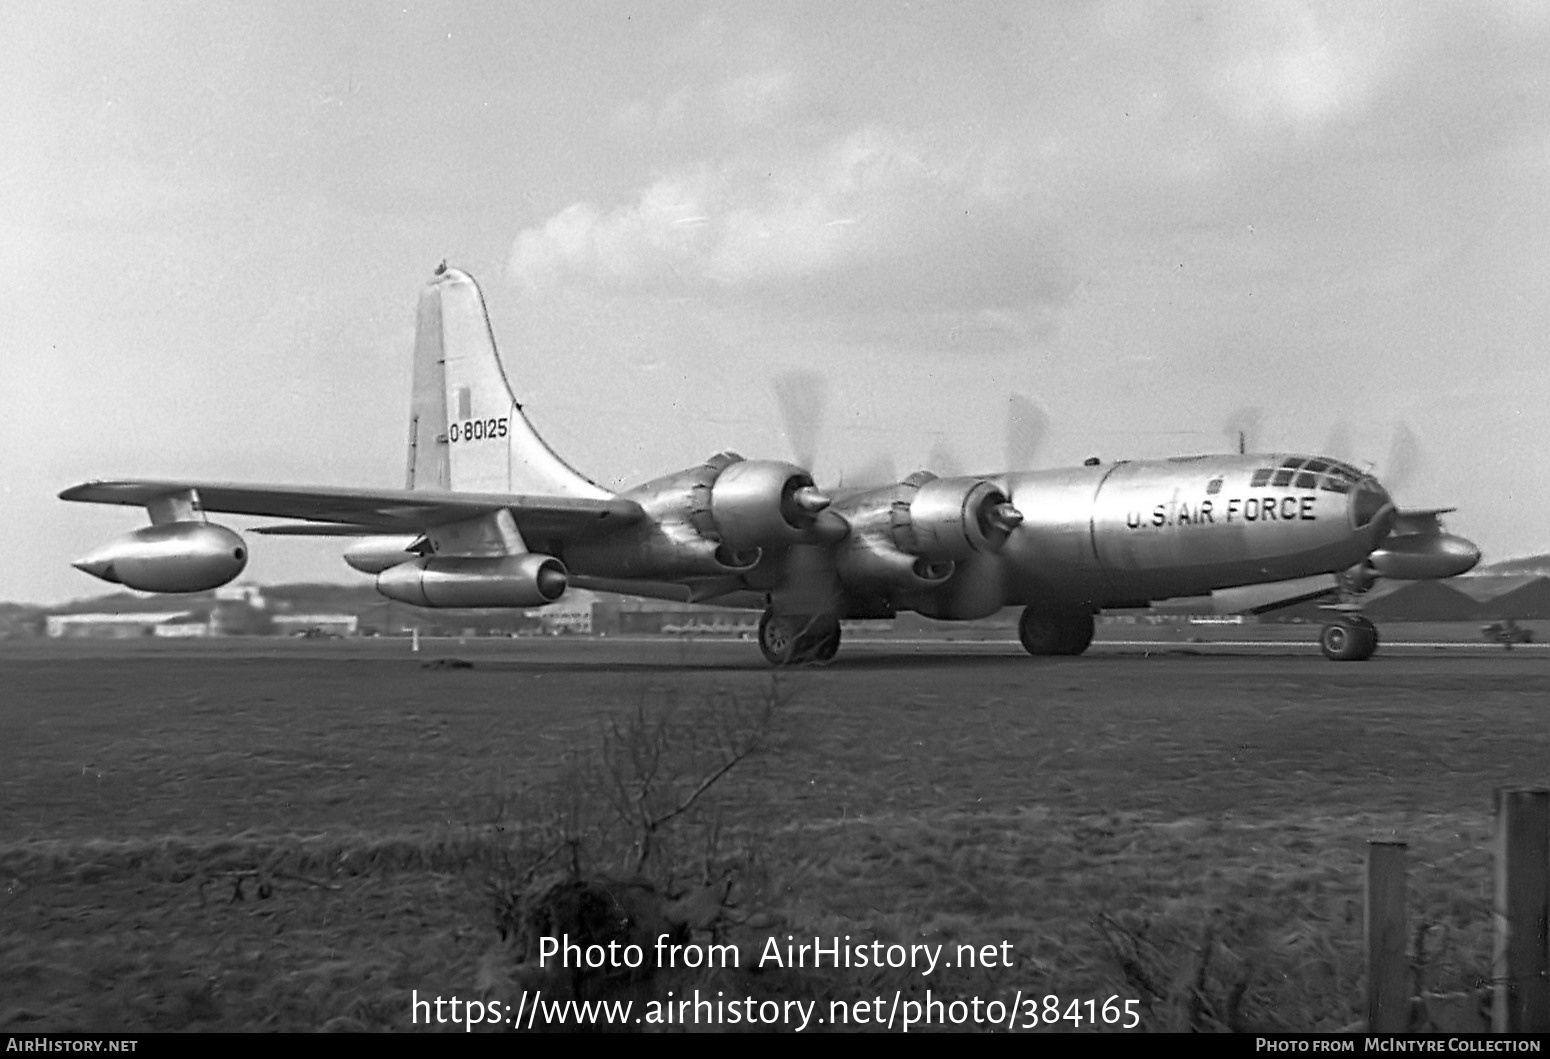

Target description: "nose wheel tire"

left=758, top=609, right=842, bottom=666
left=1018, top=606, right=1095, bottom=657
left=1320, top=616, right=1378, bottom=661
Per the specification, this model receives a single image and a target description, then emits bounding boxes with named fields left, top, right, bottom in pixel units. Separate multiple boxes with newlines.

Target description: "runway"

left=600, top=632, right=1549, bottom=656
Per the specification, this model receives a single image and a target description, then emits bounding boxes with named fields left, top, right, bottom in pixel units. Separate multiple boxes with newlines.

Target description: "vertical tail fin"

left=404, top=266, right=610, bottom=500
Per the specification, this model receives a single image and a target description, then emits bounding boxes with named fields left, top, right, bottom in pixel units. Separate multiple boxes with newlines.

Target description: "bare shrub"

left=480, top=677, right=790, bottom=1003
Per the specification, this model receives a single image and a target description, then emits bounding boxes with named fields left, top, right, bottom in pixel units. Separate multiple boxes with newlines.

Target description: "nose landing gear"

left=1319, top=614, right=1379, bottom=661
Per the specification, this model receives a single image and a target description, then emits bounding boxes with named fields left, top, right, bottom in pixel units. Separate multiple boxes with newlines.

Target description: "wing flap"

left=249, top=523, right=399, bottom=537
left=58, top=479, right=643, bottom=538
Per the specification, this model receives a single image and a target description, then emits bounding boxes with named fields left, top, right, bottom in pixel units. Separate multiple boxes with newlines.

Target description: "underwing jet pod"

left=62, top=265, right=1480, bottom=664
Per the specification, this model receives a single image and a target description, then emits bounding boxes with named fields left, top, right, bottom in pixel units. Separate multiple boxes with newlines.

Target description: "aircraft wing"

left=58, top=479, right=644, bottom=539
left=1391, top=507, right=1457, bottom=535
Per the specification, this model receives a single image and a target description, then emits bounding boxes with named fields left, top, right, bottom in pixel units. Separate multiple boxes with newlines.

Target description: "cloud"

left=510, top=124, right=1070, bottom=322
left=1204, top=2, right=1401, bottom=130
left=718, top=69, right=798, bottom=129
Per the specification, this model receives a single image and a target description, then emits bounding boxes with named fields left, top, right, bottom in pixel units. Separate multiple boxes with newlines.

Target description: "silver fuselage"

left=980, top=454, right=1393, bottom=612
left=566, top=453, right=1396, bottom=620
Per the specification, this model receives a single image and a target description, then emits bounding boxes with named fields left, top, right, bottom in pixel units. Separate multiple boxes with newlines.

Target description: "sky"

left=4, top=1, right=1548, bottom=604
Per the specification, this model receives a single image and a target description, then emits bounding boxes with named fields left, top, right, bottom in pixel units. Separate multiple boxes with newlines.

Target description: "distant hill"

left=1472, top=553, right=1550, bottom=578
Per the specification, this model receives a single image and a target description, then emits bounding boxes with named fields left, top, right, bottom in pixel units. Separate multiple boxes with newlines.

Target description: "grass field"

left=1, top=636, right=1545, bottom=1031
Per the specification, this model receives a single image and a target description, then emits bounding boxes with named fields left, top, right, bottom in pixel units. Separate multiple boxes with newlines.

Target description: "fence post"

left=1493, top=787, right=1549, bottom=1033
left=1367, top=839, right=1409, bottom=1032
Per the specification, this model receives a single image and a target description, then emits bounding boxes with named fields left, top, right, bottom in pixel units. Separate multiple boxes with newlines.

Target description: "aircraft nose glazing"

left=1349, top=479, right=1394, bottom=531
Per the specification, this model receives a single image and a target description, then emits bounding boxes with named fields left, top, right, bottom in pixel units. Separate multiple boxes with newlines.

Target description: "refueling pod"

left=72, top=522, right=248, bottom=593
left=1368, top=534, right=1481, bottom=579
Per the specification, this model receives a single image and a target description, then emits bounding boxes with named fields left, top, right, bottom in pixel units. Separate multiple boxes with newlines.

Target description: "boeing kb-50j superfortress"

left=62, top=266, right=1482, bottom=664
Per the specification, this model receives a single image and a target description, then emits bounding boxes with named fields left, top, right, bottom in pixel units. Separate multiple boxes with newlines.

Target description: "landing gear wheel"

left=1018, top=606, right=1095, bottom=657
left=813, top=623, right=842, bottom=663
left=1320, top=616, right=1378, bottom=661
left=1349, top=615, right=1379, bottom=652
left=758, top=609, right=843, bottom=666
left=758, top=609, right=797, bottom=665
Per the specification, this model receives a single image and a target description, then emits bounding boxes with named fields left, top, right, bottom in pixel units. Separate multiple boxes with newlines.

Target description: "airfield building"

left=46, top=612, right=198, bottom=639
left=271, top=613, right=360, bottom=637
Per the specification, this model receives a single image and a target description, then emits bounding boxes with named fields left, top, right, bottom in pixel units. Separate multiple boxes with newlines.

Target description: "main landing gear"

left=758, top=609, right=842, bottom=666
left=1017, top=605, right=1095, bottom=657
left=1319, top=614, right=1379, bottom=661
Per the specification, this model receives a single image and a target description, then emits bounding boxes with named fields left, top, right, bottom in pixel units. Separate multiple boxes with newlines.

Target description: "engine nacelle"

left=835, top=532, right=955, bottom=592
left=344, top=535, right=425, bottom=575
left=903, top=476, right=1022, bottom=559
left=830, top=486, right=954, bottom=593
left=709, top=458, right=831, bottom=549
left=827, top=472, right=1023, bottom=594
left=1342, top=561, right=1381, bottom=594
left=619, top=453, right=831, bottom=557
left=1368, top=533, right=1482, bottom=580
left=72, top=522, right=247, bottom=593
left=375, top=553, right=567, bottom=608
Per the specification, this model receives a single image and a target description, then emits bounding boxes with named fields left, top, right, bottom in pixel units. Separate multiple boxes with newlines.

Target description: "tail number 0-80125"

left=448, top=418, right=508, bottom=443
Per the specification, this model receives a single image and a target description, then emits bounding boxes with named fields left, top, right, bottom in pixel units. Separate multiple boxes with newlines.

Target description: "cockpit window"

left=1248, top=456, right=1367, bottom=492
left=1351, top=483, right=1389, bottom=528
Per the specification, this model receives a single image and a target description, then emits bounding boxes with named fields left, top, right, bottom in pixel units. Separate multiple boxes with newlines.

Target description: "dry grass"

left=0, top=639, right=1538, bottom=1031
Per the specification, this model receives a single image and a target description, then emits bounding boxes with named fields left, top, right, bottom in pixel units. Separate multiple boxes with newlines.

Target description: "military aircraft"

left=62, top=265, right=1481, bottom=664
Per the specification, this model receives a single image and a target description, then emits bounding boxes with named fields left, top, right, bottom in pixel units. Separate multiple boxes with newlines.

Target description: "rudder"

left=405, top=266, right=610, bottom=500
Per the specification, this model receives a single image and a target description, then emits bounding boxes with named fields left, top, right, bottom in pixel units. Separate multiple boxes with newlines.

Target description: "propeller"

left=908, top=391, right=1049, bottom=476
left=1226, top=409, right=1417, bottom=495
left=1222, top=407, right=1266, bottom=454
left=772, top=372, right=1049, bottom=489
left=1005, top=393, right=1048, bottom=471
left=1322, top=421, right=1354, bottom=465
left=839, top=454, right=899, bottom=492
left=774, top=369, right=899, bottom=489
left=1320, top=419, right=1421, bottom=496
left=927, top=437, right=965, bottom=478
left=773, top=370, right=827, bottom=473
left=1382, top=421, right=1420, bottom=496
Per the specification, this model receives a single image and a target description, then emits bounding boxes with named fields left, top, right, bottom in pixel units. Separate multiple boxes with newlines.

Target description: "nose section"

left=72, top=554, right=120, bottom=584
left=1442, top=534, right=1482, bottom=576
left=1350, top=479, right=1396, bottom=534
